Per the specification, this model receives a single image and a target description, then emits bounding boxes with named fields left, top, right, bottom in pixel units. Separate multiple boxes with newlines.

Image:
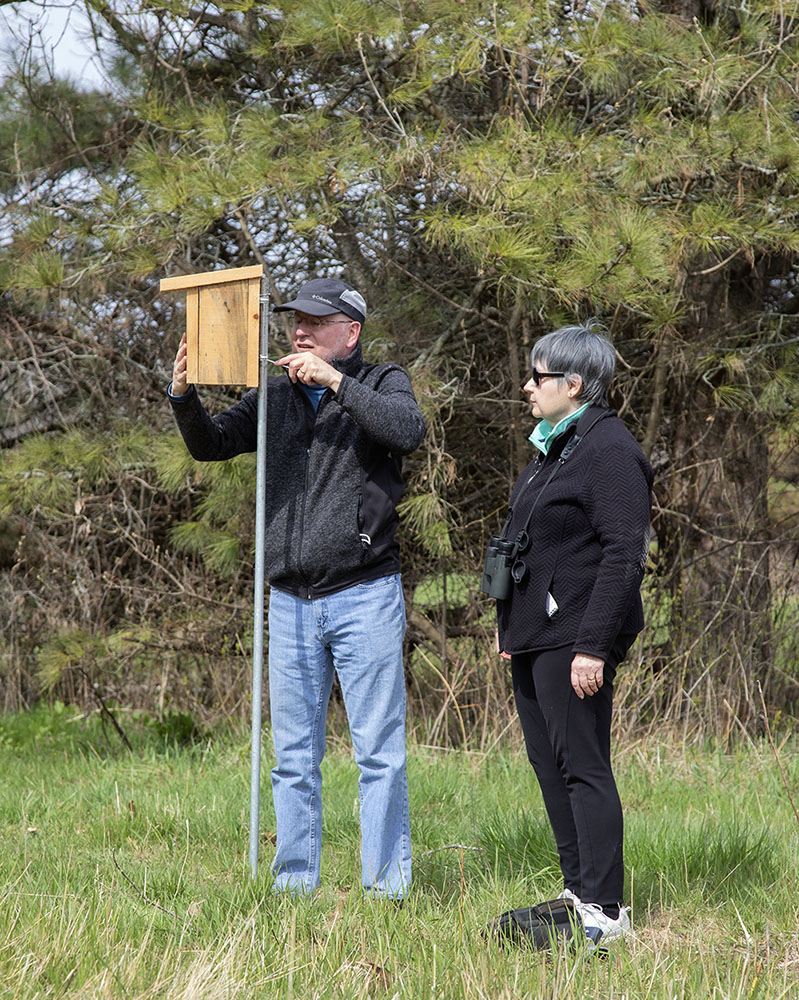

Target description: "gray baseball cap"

left=274, top=278, right=367, bottom=325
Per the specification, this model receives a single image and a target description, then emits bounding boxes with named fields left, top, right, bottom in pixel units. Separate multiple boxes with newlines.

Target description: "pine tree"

left=3, top=0, right=798, bottom=729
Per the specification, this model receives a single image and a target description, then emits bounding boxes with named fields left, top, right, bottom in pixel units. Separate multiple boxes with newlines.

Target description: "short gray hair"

left=531, top=321, right=616, bottom=407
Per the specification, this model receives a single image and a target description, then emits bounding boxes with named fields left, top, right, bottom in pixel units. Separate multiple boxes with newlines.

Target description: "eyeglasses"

left=293, top=315, right=352, bottom=330
left=531, top=366, right=566, bottom=385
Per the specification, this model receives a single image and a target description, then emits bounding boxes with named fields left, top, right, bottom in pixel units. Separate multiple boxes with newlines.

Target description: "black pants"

left=511, top=635, right=634, bottom=913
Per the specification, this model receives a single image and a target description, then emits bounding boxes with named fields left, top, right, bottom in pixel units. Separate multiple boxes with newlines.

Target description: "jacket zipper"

left=297, top=446, right=312, bottom=598
left=296, top=389, right=320, bottom=599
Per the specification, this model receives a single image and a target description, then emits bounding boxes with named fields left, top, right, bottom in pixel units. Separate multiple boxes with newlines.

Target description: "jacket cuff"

left=571, top=645, right=608, bottom=663
left=167, top=382, right=196, bottom=401
left=333, top=372, right=352, bottom=402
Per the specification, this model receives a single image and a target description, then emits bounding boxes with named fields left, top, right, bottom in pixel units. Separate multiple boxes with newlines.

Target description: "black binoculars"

left=480, top=533, right=531, bottom=599
left=480, top=536, right=516, bottom=600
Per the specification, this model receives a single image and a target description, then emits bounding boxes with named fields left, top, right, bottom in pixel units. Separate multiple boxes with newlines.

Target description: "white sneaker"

left=557, top=888, right=582, bottom=904
left=571, top=900, right=631, bottom=950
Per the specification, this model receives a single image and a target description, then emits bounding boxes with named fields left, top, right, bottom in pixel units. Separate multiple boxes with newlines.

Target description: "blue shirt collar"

left=301, top=384, right=327, bottom=412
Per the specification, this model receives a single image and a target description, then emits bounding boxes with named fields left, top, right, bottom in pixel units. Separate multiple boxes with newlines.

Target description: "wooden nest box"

left=160, top=264, right=264, bottom=386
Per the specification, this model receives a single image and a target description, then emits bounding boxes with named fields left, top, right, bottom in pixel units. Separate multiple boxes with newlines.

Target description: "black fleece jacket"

left=168, top=343, right=425, bottom=598
left=496, top=406, right=653, bottom=661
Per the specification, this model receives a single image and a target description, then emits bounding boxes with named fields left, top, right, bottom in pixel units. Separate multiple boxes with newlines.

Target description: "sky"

left=1, top=2, right=108, bottom=89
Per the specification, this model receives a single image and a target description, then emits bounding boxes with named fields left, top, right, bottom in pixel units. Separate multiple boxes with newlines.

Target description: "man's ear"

left=345, top=321, right=361, bottom=352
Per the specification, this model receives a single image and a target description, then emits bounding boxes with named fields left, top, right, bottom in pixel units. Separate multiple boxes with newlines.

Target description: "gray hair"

left=531, top=321, right=616, bottom=407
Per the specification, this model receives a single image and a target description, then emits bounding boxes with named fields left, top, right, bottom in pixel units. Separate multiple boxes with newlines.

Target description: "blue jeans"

left=267, top=574, right=411, bottom=898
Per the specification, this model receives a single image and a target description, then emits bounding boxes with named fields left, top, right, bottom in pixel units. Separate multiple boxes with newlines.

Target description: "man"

left=168, top=277, right=425, bottom=899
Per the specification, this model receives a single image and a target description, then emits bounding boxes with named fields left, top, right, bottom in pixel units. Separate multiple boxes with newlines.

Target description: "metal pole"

left=249, top=273, right=269, bottom=878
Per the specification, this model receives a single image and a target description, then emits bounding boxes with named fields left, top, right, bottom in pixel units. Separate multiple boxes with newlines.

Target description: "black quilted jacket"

left=168, top=344, right=425, bottom=598
left=496, top=406, right=653, bottom=660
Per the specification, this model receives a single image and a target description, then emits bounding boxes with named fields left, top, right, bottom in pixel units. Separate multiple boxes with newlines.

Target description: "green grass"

left=1, top=707, right=798, bottom=998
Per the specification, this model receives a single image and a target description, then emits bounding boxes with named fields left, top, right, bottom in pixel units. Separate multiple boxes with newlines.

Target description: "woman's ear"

left=567, top=373, right=583, bottom=398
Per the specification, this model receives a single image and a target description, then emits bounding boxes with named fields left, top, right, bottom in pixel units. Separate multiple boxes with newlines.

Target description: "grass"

left=1, top=706, right=798, bottom=998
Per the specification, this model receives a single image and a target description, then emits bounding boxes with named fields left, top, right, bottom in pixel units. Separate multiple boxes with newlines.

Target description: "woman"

left=494, top=322, right=653, bottom=949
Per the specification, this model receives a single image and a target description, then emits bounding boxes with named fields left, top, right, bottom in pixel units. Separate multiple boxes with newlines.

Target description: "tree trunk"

left=656, top=267, right=774, bottom=729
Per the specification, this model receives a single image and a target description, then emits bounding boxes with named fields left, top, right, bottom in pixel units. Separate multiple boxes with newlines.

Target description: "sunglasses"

left=531, top=366, right=566, bottom=385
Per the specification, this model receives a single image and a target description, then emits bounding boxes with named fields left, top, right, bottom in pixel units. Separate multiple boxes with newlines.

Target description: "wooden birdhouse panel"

left=160, top=265, right=263, bottom=387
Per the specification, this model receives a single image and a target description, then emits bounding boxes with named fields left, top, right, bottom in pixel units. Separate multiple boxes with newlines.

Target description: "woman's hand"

left=494, top=629, right=511, bottom=661
left=571, top=653, right=605, bottom=699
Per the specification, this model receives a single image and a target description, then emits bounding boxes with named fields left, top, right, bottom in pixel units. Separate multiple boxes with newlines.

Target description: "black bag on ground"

left=488, top=897, right=581, bottom=949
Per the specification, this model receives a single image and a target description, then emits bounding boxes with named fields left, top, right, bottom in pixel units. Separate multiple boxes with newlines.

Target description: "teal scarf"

left=528, top=402, right=590, bottom=455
